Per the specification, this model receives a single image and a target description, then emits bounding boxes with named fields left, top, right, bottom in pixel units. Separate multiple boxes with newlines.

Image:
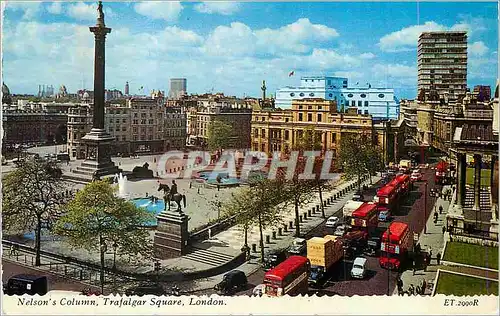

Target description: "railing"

left=448, top=227, right=499, bottom=244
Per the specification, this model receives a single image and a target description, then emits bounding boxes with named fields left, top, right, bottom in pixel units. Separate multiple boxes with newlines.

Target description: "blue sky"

left=2, top=1, right=498, bottom=99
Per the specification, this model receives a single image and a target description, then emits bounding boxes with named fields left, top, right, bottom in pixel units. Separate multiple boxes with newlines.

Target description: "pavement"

left=394, top=183, right=452, bottom=295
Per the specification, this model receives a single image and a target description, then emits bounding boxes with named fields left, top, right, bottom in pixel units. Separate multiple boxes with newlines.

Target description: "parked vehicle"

left=3, top=275, right=48, bottom=296
left=214, top=270, right=248, bottom=295
left=125, top=283, right=166, bottom=296
left=263, top=250, right=287, bottom=271
left=288, top=238, right=307, bottom=255
left=410, top=170, right=422, bottom=182
left=325, top=216, right=340, bottom=228
left=351, top=257, right=368, bottom=279
left=263, top=256, right=310, bottom=297
left=307, top=236, right=344, bottom=287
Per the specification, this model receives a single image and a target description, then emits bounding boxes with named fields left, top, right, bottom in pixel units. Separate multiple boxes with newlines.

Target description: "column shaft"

left=457, top=153, right=466, bottom=207
left=473, top=154, right=482, bottom=211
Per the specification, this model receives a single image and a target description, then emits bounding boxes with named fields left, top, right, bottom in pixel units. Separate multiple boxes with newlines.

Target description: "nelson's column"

left=74, top=1, right=120, bottom=179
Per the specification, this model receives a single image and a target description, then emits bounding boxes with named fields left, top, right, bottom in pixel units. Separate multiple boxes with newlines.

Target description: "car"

left=3, top=275, right=48, bottom=296
left=125, top=283, right=166, bottom=296
left=411, top=170, right=422, bottom=182
left=352, top=191, right=364, bottom=202
left=334, top=225, right=347, bottom=237
left=365, top=236, right=381, bottom=256
left=287, top=238, right=306, bottom=255
left=325, top=216, right=340, bottom=228
left=252, top=284, right=265, bottom=297
left=263, top=250, right=287, bottom=271
left=378, top=210, right=391, bottom=222
left=351, top=257, right=368, bottom=279
left=214, top=270, right=248, bottom=295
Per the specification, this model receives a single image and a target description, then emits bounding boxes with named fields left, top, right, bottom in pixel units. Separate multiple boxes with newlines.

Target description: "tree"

left=2, top=158, right=69, bottom=266
left=338, top=132, right=381, bottom=190
left=224, top=179, right=286, bottom=262
left=207, top=120, right=233, bottom=151
left=54, top=181, right=154, bottom=293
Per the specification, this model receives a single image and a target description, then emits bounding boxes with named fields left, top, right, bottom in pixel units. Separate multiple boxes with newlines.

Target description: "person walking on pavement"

left=436, top=252, right=441, bottom=265
left=439, top=205, right=443, bottom=214
left=397, top=277, right=404, bottom=295
left=442, top=226, right=446, bottom=234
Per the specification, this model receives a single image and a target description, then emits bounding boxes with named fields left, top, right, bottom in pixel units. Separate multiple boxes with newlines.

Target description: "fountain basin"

left=131, top=197, right=166, bottom=226
left=198, top=171, right=240, bottom=187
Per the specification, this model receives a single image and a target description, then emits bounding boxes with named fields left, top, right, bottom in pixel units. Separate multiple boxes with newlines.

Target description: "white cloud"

left=5, top=1, right=41, bottom=20
left=46, top=2, right=62, bottom=14
left=203, top=18, right=339, bottom=56
left=134, top=1, right=183, bottom=22
left=372, top=63, right=416, bottom=78
left=378, top=21, right=472, bottom=52
left=359, top=52, right=376, bottom=59
left=194, top=2, right=241, bottom=15
left=469, top=41, right=489, bottom=57
left=66, top=2, right=114, bottom=21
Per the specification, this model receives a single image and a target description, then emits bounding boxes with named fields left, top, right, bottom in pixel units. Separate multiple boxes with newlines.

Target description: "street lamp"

left=99, top=238, right=107, bottom=295
left=112, top=242, right=117, bottom=271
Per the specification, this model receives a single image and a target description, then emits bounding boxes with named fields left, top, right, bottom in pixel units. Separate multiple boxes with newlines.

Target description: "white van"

left=351, top=257, right=367, bottom=279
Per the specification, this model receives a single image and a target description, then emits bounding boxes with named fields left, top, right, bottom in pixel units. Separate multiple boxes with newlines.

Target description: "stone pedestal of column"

left=154, top=211, right=190, bottom=259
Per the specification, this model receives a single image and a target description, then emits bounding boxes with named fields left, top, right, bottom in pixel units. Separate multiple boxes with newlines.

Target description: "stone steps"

left=181, top=247, right=235, bottom=267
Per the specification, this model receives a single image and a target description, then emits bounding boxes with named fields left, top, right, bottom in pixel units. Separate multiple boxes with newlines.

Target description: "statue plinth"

left=154, top=211, right=190, bottom=259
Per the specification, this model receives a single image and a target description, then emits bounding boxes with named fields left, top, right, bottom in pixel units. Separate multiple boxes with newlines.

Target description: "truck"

left=398, top=160, right=412, bottom=173
left=307, top=235, right=343, bottom=288
left=342, top=200, right=364, bottom=223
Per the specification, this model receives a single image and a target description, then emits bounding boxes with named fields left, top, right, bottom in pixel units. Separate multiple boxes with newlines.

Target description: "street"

left=198, top=167, right=440, bottom=297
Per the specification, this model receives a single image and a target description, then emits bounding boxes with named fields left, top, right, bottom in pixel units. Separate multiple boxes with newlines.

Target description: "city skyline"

left=2, top=1, right=498, bottom=99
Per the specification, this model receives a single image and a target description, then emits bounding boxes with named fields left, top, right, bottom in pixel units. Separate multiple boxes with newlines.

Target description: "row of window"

left=290, top=93, right=385, bottom=99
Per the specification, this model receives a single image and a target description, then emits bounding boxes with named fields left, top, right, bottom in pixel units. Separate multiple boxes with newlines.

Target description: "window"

left=309, top=93, right=315, bottom=97
left=133, top=119, right=138, bottom=124
left=262, top=129, right=266, bottom=137
left=285, top=130, right=289, bottom=140
left=347, top=93, right=354, bottom=97
left=364, top=101, right=369, bottom=106
left=351, top=100, right=355, bottom=106
left=329, top=93, right=333, bottom=97
left=299, top=105, right=303, bottom=109
left=290, top=93, right=295, bottom=97
left=378, top=94, right=385, bottom=98
left=358, top=101, right=362, bottom=107
left=358, top=110, right=362, bottom=114
left=285, top=118, right=289, bottom=122
left=308, top=106, right=312, bottom=110
left=317, top=113, right=322, bottom=122
left=308, top=113, right=312, bottom=121
left=122, top=136, right=127, bottom=141
left=318, top=106, right=322, bottom=110
left=299, top=93, right=305, bottom=97
left=332, top=133, right=337, bottom=143
left=122, top=126, right=126, bottom=131
left=360, top=93, right=367, bottom=98
left=299, top=113, right=303, bottom=121
left=327, top=80, right=331, bottom=85
left=364, top=110, right=369, bottom=115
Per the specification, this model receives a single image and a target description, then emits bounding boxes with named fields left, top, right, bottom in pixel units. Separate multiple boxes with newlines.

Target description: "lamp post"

left=424, top=181, right=428, bottom=234
left=112, top=242, right=117, bottom=271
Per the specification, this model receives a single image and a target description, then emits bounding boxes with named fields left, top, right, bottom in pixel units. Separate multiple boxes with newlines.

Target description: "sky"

left=2, top=1, right=498, bottom=99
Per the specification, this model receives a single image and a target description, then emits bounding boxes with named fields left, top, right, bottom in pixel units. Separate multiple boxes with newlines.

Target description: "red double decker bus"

left=375, top=185, right=398, bottom=213
left=351, top=202, right=378, bottom=233
left=379, top=221, right=412, bottom=270
left=263, top=256, right=310, bottom=297
left=394, top=174, right=411, bottom=195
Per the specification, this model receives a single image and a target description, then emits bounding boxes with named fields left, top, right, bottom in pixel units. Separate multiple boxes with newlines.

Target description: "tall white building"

left=275, top=76, right=399, bottom=120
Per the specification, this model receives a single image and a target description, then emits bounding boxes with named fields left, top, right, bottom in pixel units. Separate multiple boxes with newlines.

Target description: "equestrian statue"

left=158, top=180, right=187, bottom=213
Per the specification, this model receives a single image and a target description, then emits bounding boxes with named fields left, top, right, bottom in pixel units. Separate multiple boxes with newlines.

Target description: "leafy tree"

left=2, top=158, right=69, bottom=266
left=224, top=179, right=286, bottom=262
left=207, top=120, right=233, bottom=151
left=54, top=181, right=154, bottom=293
left=338, top=132, right=381, bottom=190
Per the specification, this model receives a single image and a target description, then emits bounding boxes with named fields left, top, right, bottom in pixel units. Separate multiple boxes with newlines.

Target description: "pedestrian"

left=436, top=252, right=441, bottom=265
left=409, top=284, right=415, bottom=296
left=439, top=205, right=443, bottom=214
left=422, top=279, right=427, bottom=295
left=442, top=226, right=446, bottom=234
left=397, top=277, right=403, bottom=294
left=413, top=265, right=416, bottom=275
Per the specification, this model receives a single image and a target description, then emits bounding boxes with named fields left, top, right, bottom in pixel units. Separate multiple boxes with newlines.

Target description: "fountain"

left=115, top=173, right=129, bottom=198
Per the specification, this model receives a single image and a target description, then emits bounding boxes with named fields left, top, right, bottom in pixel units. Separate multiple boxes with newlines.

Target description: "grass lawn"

left=443, top=242, right=498, bottom=269
left=435, top=271, right=498, bottom=296
left=466, top=168, right=492, bottom=186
